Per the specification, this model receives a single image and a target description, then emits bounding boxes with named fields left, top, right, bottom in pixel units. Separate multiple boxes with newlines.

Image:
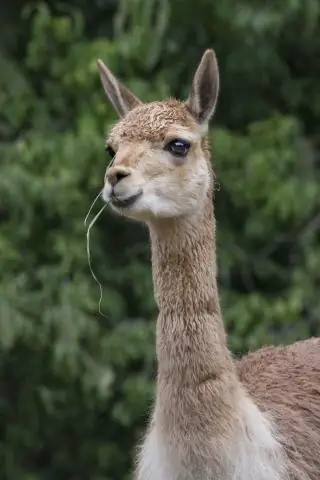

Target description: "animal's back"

left=238, top=337, right=320, bottom=479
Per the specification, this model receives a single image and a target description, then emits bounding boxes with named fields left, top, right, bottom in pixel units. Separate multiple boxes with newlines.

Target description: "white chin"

left=133, top=195, right=200, bottom=220
left=102, top=186, right=112, bottom=203
left=106, top=191, right=203, bottom=221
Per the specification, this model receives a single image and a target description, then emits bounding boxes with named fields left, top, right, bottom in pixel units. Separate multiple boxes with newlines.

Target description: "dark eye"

left=106, top=145, right=115, bottom=158
left=164, top=139, right=190, bottom=158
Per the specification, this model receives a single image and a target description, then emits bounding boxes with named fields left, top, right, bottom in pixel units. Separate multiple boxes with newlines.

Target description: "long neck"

left=146, top=181, right=285, bottom=478
left=148, top=188, right=236, bottom=388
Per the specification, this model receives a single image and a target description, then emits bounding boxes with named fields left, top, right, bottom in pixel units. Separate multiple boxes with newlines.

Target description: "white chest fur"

left=135, top=398, right=289, bottom=480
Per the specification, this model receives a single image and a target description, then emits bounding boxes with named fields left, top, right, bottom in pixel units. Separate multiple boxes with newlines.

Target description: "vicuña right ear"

left=185, top=49, right=220, bottom=124
left=97, top=59, right=142, bottom=117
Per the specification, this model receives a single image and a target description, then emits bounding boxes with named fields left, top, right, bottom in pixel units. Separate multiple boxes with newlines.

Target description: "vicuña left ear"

left=97, top=59, right=142, bottom=117
left=185, top=49, right=220, bottom=124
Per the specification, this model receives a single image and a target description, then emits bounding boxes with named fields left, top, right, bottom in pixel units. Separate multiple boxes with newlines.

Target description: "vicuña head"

left=98, top=49, right=218, bottom=222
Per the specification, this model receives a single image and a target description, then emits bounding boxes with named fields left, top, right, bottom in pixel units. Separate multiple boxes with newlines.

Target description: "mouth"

left=110, top=190, right=142, bottom=208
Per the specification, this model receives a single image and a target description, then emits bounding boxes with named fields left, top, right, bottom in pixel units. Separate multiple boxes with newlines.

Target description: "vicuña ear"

left=185, top=49, right=219, bottom=124
left=97, top=59, right=142, bottom=117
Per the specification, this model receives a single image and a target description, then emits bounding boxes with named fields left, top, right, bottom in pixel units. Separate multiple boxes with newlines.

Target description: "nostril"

left=115, top=171, right=129, bottom=182
left=107, top=168, right=130, bottom=186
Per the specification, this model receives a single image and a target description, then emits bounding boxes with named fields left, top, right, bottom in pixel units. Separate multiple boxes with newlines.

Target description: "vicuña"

left=97, top=48, right=320, bottom=480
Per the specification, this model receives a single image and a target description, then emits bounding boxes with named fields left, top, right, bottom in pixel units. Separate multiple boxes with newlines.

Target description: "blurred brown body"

left=239, top=338, right=320, bottom=479
left=96, top=48, right=320, bottom=479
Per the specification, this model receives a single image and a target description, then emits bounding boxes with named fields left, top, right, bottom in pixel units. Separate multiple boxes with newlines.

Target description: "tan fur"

left=238, top=339, right=320, bottom=479
left=97, top=49, right=320, bottom=479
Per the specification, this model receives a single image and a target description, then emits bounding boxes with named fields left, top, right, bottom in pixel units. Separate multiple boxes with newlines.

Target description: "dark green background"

left=1, top=0, right=320, bottom=478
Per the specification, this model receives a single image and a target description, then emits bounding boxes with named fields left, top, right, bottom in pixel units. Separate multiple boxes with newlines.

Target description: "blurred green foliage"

left=0, top=0, right=319, bottom=478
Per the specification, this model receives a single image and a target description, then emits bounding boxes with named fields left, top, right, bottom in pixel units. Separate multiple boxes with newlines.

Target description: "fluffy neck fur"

left=149, top=186, right=235, bottom=387
left=144, top=167, right=289, bottom=480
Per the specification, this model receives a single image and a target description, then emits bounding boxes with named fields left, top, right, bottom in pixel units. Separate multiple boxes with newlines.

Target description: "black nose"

left=107, top=167, right=130, bottom=186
